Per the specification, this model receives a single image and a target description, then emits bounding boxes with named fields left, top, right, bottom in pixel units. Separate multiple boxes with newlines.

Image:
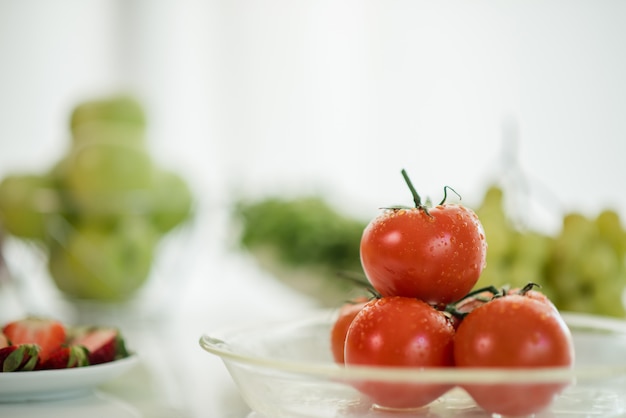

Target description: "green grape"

left=595, top=209, right=626, bottom=258
left=472, top=183, right=626, bottom=317
left=510, top=230, right=553, bottom=265
left=474, top=260, right=509, bottom=290
left=506, top=261, right=546, bottom=291
left=545, top=209, right=626, bottom=317
left=590, top=278, right=626, bottom=317
left=555, top=213, right=596, bottom=259
left=560, top=295, right=597, bottom=316
left=473, top=185, right=519, bottom=291
left=475, top=185, right=515, bottom=260
left=578, top=241, right=621, bottom=285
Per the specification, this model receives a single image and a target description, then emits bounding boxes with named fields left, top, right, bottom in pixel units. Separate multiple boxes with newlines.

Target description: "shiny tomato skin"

left=330, top=298, right=369, bottom=364
left=360, top=204, right=486, bottom=305
left=454, top=295, right=574, bottom=416
left=344, top=297, right=455, bottom=409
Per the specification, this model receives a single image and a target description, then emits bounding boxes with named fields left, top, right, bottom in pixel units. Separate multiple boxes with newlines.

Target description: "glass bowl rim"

left=199, top=310, right=626, bottom=385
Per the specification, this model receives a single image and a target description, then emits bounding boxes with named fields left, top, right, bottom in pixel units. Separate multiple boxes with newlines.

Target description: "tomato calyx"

left=335, top=275, right=547, bottom=329
left=386, top=169, right=462, bottom=217
left=375, top=169, right=434, bottom=213
left=438, top=185, right=462, bottom=206
left=444, top=282, right=546, bottom=320
left=515, top=281, right=542, bottom=296
left=443, top=285, right=501, bottom=319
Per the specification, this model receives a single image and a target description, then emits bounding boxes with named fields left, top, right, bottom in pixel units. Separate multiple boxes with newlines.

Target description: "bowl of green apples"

left=0, top=96, right=194, bottom=317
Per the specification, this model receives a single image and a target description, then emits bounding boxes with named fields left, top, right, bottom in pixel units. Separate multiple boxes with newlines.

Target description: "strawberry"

left=70, top=327, right=128, bottom=365
left=38, top=345, right=89, bottom=370
left=0, top=344, right=40, bottom=372
left=0, top=332, right=9, bottom=348
left=2, top=317, right=66, bottom=362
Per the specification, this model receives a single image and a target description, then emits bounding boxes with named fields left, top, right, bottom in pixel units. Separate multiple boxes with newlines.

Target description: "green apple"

left=0, top=173, right=61, bottom=240
left=58, top=141, right=156, bottom=220
left=47, top=216, right=159, bottom=301
left=72, top=123, right=146, bottom=148
left=150, top=169, right=194, bottom=233
left=70, top=95, right=146, bottom=134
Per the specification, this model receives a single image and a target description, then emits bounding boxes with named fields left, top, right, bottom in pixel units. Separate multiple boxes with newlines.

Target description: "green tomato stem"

left=401, top=169, right=423, bottom=208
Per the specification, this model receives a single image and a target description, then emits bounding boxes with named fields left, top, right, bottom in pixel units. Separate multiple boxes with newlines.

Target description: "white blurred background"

left=3, top=4, right=626, bottom=414
left=1, top=0, right=625, bottom=233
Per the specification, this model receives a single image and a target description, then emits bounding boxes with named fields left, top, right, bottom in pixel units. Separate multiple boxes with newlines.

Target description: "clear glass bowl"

left=200, top=311, right=626, bottom=418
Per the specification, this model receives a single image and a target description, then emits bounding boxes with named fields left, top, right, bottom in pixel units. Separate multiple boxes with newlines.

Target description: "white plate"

left=0, top=355, right=139, bottom=402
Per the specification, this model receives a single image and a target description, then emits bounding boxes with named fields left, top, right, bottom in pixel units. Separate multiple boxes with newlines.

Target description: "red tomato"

left=360, top=203, right=487, bottom=305
left=330, top=298, right=369, bottom=364
left=454, top=295, right=574, bottom=416
left=344, top=297, right=455, bottom=409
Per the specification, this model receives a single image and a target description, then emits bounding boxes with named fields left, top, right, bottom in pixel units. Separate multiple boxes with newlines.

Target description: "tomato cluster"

left=330, top=170, right=575, bottom=416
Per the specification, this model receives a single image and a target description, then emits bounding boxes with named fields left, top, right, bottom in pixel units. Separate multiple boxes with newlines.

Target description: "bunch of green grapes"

left=474, top=185, right=626, bottom=317
left=545, top=210, right=626, bottom=317
left=473, top=186, right=555, bottom=299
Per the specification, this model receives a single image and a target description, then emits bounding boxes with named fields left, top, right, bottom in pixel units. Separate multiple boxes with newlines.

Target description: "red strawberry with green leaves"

left=0, top=344, right=40, bottom=372
left=70, top=327, right=129, bottom=365
left=38, top=345, right=89, bottom=370
left=2, top=317, right=66, bottom=362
